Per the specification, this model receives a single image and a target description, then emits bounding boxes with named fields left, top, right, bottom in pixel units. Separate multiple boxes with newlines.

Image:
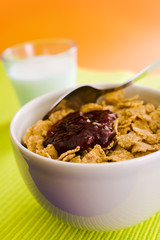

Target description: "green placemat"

left=1, top=61, right=160, bottom=240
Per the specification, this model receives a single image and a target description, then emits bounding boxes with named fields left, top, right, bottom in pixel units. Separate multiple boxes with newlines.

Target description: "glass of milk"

left=2, top=39, right=77, bottom=105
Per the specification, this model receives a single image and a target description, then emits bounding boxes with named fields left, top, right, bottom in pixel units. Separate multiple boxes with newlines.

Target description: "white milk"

left=8, top=55, right=77, bottom=105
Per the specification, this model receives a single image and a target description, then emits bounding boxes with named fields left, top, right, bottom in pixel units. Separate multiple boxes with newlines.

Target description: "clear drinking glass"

left=2, top=39, right=77, bottom=105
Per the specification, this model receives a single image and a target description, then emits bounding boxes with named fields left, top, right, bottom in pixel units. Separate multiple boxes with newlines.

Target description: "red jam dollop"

left=43, top=110, right=117, bottom=155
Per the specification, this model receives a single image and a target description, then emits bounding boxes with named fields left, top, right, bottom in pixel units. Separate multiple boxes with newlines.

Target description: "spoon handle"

left=120, top=58, right=160, bottom=89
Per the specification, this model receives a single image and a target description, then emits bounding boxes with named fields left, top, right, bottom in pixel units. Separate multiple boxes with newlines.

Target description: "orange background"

left=1, top=0, right=160, bottom=72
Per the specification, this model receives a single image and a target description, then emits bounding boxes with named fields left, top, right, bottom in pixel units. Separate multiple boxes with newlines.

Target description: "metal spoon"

left=43, top=58, right=160, bottom=120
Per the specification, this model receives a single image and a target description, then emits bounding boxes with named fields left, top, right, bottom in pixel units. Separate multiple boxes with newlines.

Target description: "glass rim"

left=1, top=38, right=77, bottom=63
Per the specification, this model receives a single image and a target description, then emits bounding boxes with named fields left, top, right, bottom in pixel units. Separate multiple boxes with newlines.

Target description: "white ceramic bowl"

left=10, top=84, right=160, bottom=231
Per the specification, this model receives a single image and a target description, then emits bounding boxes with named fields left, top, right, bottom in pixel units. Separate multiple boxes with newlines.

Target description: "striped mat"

left=1, top=62, right=160, bottom=239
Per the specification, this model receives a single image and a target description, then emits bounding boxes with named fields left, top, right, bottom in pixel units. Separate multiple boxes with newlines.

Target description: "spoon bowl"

left=43, top=57, right=160, bottom=119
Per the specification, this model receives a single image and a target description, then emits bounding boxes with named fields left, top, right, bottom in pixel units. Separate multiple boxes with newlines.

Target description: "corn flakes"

left=36, top=144, right=58, bottom=159
left=104, top=90, right=124, bottom=105
left=80, top=103, right=103, bottom=113
left=58, top=146, right=80, bottom=161
left=23, top=89, right=160, bottom=163
left=149, top=110, right=160, bottom=133
left=82, top=145, right=107, bottom=163
left=116, top=131, right=141, bottom=149
left=105, top=145, right=134, bottom=162
left=49, top=109, right=74, bottom=124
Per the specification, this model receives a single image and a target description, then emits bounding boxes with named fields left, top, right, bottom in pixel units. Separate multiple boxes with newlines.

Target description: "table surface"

left=1, top=62, right=160, bottom=240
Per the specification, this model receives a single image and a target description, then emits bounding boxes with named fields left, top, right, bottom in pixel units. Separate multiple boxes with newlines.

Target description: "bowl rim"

left=10, top=83, right=160, bottom=169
